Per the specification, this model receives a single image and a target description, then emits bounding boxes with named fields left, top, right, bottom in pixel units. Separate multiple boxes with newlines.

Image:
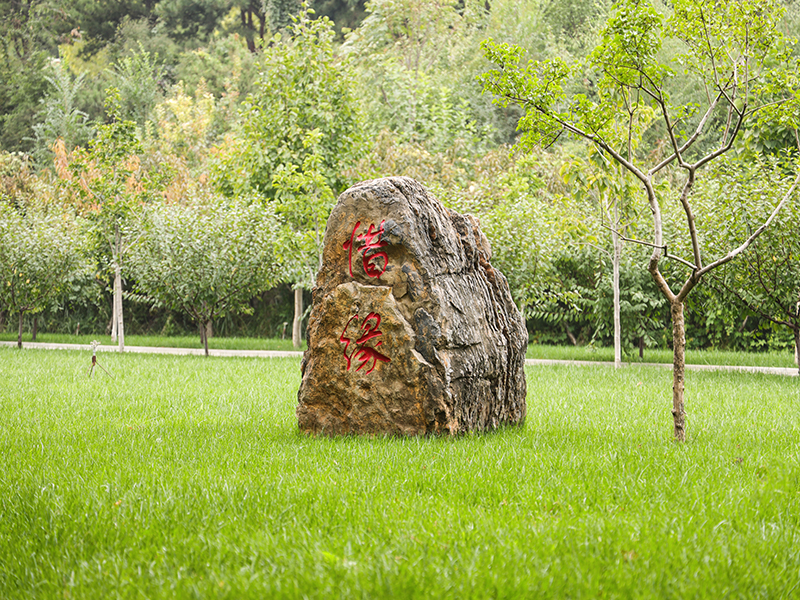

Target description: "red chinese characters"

left=339, top=312, right=391, bottom=374
left=339, top=219, right=392, bottom=374
left=343, top=220, right=389, bottom=278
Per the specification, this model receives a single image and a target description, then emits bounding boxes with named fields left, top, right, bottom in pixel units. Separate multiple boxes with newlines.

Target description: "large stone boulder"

left=296, top=177, right=527, bottom=435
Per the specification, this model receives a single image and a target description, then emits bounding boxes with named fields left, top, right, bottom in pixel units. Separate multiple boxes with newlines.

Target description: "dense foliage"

left=0, top=201, right=88, bottom=346
left=0, top=0, right=798, bottom=367
left=126, top=192, right=283, bottom=354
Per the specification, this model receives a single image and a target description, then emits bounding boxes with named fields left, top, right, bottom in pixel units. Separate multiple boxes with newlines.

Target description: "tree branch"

left=692, top=108, right=745, bottom=170
left=677, top=170, right=703, bottom=270
left=648, top=89, right=725, bottom=175
left=601, top=224, right=698, bottom=270
left=697, top=167, right=800, bottom=279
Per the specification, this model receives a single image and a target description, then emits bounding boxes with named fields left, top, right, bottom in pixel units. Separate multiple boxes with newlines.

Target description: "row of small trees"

left=0, top=192, right=282, bottom=356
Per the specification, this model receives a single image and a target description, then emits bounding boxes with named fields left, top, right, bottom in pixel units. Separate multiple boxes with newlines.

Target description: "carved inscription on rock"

left=297, top=176, right=527, bottom=436
left=340, top=311, right=390, bottom=374
left=344, top=220, right=389, bottom=279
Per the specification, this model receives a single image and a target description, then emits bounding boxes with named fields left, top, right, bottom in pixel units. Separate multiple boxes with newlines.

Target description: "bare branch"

left=600, top=224, right=659, bottom=248
left=699, top=8, right=721, bottom=87
left=743, top=97, right=795, bottom=119
left=569, top=240, right=612, bottom=259
left=692, top=107, right=746, bottom=170
left=600, top=224, right=698, bottom=270
left=649, top=90, right=724, bottom=175
left=663, top=249, right=700, bottom=271
left=721, top=98, right=734, bottom=147
left=676, top=171, right=703, bottom=269
left=509, top=95, right=651, bottom=185
left=627, top=89, right=635, bottom=162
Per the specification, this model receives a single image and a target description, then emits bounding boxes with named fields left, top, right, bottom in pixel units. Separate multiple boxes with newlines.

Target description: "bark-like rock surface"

left=297, top=177, right=527, bottom=435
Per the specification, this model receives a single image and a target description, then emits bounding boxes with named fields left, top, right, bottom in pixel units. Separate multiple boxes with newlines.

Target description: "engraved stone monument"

left=297, top=177, right=527, bottom=435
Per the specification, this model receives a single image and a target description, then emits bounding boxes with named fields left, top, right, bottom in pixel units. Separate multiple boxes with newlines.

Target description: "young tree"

left=29, top=58, right=92, bottom=167
left=0, top=203, right=87, bottom=348
left=213, top=4, right=364, bottom=348
left=271, top=130, right=335, bottom=348
left=67, top=88, right=145, bottom=352
left=126, top=192, right=283, bottom=356
left=213, top=4, right=363, bottom=200
left=481, top=0, right=800, bottom=440
left=110, top=46, right=166, bottom=128
left=561, top=148, right=645, bottom=367
left=701, top=153, right=800, bottom=374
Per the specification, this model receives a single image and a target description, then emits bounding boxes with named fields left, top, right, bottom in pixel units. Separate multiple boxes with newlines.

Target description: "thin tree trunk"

left=32, top=316, right=38, bottom=342
left=205, top=320, right=213, bottom=341
left=292, top=287, right=303, bottom=349
left=111, top=295, right=117, bottom=341
left=114, top=225, right=125, bottom=353
left=17, top=311, right=24, bottom=349
left=201, top=320, right=209, bottom=356
left=612, top=200, right=621, bottom=369
left=114, top=261, right=124, bottom=352
left=795, top=293, right=800, bottom=375
left=794, top=327, right=799, bottom=376
left=671, top=301, right=687, bottom=442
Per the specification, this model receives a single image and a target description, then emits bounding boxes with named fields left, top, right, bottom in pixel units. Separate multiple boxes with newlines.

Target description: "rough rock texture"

left=297, top=176, right=527, bottom=435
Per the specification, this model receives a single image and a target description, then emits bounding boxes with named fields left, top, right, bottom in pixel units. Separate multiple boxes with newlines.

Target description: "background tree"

left=213, top=4, right=364, bottom=347
left=271, top=131, right=336, bottom=348
left=29, top=58, right=92, bottom=167
left=153, top=80, right=217, bottom=173
left=0, top=0, right=73, bottom=152
left=0, top=202, right=88, bottom=348
left=481, top=0, right=800, bottom=441
left=344, top=0, right=501, bottom=151
left=66, top=88, right=147, bottom=352
left=126, top=191, right=282, bottom=355
left=153, top=0, right=233, bottom=43
left=214, top=4, right=363, bottom=197
left=67, top=0, right=159, bottom=52
left=110, top=45, right=166, bottom=128
left=700, top=153, right=800, bottom=374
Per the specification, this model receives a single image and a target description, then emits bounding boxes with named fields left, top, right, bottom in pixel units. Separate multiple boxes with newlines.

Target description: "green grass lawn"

left=1, top=348, right=799, bottom=599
